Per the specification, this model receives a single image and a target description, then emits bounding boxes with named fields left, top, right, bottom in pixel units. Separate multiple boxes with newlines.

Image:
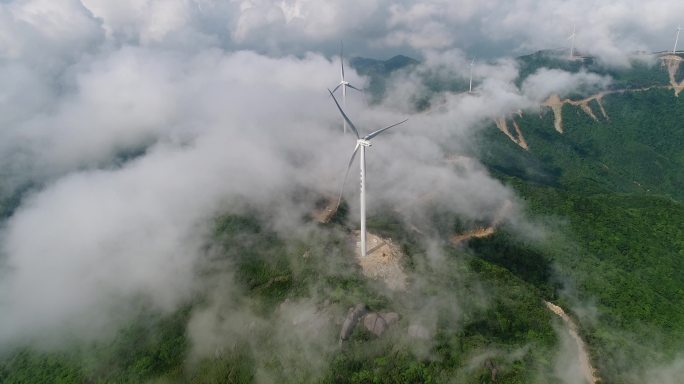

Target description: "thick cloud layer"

left=0, top=0, right=618, bottom=348
left=0, top=0, right=673, bottom=367
left=71, top=0, right=684, bottom=64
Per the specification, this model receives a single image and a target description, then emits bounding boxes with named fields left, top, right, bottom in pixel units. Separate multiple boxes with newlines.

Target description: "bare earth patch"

left=661, top=54, right=684, bottom=96
left=541, top=85, right=665, bottom=134
left=536, top=57, right=682, bottom=137
left=494, top=113, right=529, bottom=150
left=450, top=200, right=512, bottom=246
left=542, top=92, right=610, bottom=134
left=310, top=196, right=338, bottom=224
left=450, top=226, right=496, bottom=245
left=354, top=231, right=407, bottom=291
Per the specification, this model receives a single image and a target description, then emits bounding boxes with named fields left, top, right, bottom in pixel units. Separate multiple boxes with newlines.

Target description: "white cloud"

left=0, top=3, right=671, bottom=375
left=0, top=10, right=528, bottom=348
left=521, top=68, right=612, bottom=101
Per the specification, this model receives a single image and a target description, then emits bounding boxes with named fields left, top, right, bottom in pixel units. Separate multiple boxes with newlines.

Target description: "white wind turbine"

left=468, top=58, right=475, bottom=93
left=568, top=24, right=576, bottom=58
left=673, top=25, right=682, bottom=54
left=331, top=42, right=362, bottom=135
left=328, top=90, right=407, bottom=257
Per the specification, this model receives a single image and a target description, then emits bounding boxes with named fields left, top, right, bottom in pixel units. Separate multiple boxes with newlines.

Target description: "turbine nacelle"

left=358, top=139, right=371, bottom=147
left=332, top=80, right=361, bottom=94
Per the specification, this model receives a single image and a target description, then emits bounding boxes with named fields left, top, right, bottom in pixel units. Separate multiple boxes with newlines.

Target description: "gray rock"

left=339, top=303, right=367, bottom=341
left=363, top=313, right=388, bottom=336
left=382, top=312, right=399, bottom=325
left=485, top=359, right=498, bottom=382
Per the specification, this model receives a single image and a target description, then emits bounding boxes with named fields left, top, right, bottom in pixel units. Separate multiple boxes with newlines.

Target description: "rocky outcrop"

left=339, top=303, right=367, bottom=341
left=339, top=304, right=400, bottom=341
left=362, top=312, right=399, bottom=337
left=484, top=359, right=498, bottom=382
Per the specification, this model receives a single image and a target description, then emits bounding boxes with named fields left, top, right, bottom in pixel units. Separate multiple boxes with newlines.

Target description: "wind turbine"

left=331, top=42, right=362, bottom=135
left=568, top=24, right=576, bottom=58
left=673, top=25, right=682, bottom=54
left=328, top=89, right=407, bottom=257
left=468, top=58, right=475, bottom=93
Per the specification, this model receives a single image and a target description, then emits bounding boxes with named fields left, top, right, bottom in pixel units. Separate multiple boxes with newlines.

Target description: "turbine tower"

left=674, top=25, right=682, bottom=54
left=468, top=58, right=475, bottom=93
left=568, top=24, right=576, bottom=58
left=328, top=90, right=407, bottom=257
left=331, top=42, right=362, bottom=135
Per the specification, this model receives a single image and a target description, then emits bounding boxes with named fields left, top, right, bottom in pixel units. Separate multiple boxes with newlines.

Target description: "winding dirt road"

left=545, top=301, right=600, bottom=384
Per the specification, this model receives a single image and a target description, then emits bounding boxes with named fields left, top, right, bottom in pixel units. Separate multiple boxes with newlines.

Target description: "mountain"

left=2, top=52, right=684, bottom=384
left=350, top=54, right=419, bottom=74
left=348, top=50, right=684, bottom=382
left=477, top=52, right=684, bottom=382
left=349, top=55, right=419, bottom=101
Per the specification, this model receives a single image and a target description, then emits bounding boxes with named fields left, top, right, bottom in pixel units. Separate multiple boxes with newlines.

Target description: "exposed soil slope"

left=661, top=54, right=684, bottom=96
left=311, top=196, right=338, bottom=223
left=495, top=114, right=529, bottom=150
left=542, top=92, right=609, bottom=133
left=450, top=200, right=512, bottom=246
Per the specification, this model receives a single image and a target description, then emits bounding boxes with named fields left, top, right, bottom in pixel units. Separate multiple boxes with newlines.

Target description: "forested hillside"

left=2, top=52, right=683, bottom=384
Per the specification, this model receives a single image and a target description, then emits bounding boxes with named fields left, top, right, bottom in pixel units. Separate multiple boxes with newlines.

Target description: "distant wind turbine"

left=673, top=25, right=682, bottom=54
left=568, top=24, right=576, bottom=58
left=331, top=42, right=362, bottom=135
left=328, top=89, right=407, bottom=257
left=468, top=58, right=475, bottom=93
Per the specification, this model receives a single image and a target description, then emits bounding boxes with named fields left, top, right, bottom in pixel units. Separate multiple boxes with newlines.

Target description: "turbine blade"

left=340, top=41, right=345, bottom=81
left=332, top=83, right=342, bottom=94
left=328, top=89, right=360, bottom=138
left=363, top=119, right=408, bottom=140
left=347, top=84, right=363, bottom=92
left=336, top=142, right=360, bottom=209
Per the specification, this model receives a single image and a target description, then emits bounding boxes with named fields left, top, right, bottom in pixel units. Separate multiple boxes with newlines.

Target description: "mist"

left=0, top=0, right=682, bottom=382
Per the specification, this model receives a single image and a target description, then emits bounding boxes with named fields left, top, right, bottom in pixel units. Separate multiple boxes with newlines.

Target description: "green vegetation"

left=0, top=351, right=85, bottom=384
left=473, top=58, right=684, bottom=382
left=481, top=87, right=684, bottom=201
left=0, top=210, right=563, bottom=383
left=499, top=182, right=684, bottom=382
